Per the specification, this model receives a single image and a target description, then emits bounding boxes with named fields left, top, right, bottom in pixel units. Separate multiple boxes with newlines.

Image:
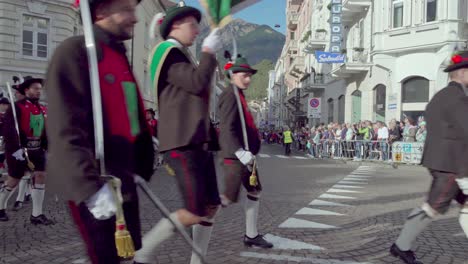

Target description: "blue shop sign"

left=315, top=51, right=346, bottom=63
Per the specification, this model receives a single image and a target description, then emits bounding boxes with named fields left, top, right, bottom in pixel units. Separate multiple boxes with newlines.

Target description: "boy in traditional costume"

left=218, top=54, right=273, bottom=249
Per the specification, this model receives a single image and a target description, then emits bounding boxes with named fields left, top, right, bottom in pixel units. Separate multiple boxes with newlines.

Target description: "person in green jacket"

left=283, top=126, right=293, bottom=156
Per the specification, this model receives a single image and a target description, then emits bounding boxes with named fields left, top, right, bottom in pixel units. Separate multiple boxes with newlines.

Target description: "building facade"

left=332, top=0, right=468, bottom=124
left=0, top=0, right=81, bottom=99
left=0, top=0, right=174, bottom=108
left=271, top=0, right=468, bottom=128
left=270, top=57, right=289, bottom=128
left=271, top=0, right=347, bottom=129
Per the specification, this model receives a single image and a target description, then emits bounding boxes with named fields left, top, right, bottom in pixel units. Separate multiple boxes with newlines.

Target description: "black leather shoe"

left=0, top=209, right=8, bottom=221
left=24, top=194, right=31, bottom=203
left=12, top=201, right=23, bottom=211
left=390, top=243, right=423, bottom=264
left=244, top=234, right=273, bottom=248
left=30, top=214, right=55, bottom=225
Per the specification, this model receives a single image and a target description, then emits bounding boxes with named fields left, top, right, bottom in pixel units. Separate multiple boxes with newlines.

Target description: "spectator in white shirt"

left=377, top=121, right=389, bottom=160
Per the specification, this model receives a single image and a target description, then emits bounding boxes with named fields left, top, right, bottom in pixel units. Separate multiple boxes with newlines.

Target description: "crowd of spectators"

left=260, top=116, right=427, bottom=161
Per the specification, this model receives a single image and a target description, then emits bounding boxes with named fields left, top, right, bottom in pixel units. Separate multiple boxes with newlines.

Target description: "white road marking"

left=276, top=155, right=289, bottom=158
left=343, top=177, right=369, bottom=181
left=309, top=199, right=352, bottom=207
left=295, top=207, right=345, bottom=216
left=292, top=156, right=308, bottom=159
left=350, top=172, right=376, bottom=176
left=263, top=234, right=324, bottom=250
left=327, top=188, right=362, bottom=194
left=72, top=259, right=87, bottom=264
left=258, top=154, right=271, bottom=158
left=239, top=252, right=373, bottom=264
left=339, top=181, right=369, bottom=185
left=279, top=217, right=337, bottom=229
left=333, top=184, right=365, bottom=189
left=319, top=193, right=356, bottom=199
left=347, top=175, right=373, bottom=178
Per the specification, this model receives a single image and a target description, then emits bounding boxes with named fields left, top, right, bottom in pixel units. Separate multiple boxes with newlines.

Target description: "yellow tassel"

left=23, top=149, right=35, bottom=171
left=27, top=160, right=35, bottom=171
left=115, top=220, right=135, bottom=259
left=164, top=164, right=175, bottom=176
left=249, top=161, right=258, bottom=187
left=249, top=174, right=258, bottom=187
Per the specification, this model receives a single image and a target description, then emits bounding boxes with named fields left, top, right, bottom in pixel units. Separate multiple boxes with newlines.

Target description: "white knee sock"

left=134, top=212, right=181, bottom=263
left=395, top=207, right=433, bottom=251
left=190, top=221, right=214, bottom=264
left=245, top=194, right=260, bottom=238
left=459, top=206, right=468, bottom=238
left=0, top=185, right=14, bottom=210
left=24, top=176, right=31, bottom=196
left=31, top=184, right=45, bottom=217
left=16, top=178, right=28, bottom=202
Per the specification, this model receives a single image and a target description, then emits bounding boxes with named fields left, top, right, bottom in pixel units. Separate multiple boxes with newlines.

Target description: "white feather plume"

left=149, top=12, right=166, bottom=40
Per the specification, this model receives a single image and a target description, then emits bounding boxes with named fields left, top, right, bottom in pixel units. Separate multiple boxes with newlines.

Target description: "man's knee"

left=5, top=176, right=20, bottom=188
left=33, top=171, right=46, bottom=183
left=176, top=209, right=202, bottom=227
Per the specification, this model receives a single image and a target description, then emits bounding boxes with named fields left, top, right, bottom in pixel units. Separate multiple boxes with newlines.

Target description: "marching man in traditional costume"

left=134, top=2, right=222, bottom=264
left=10, top=77, right=32, bottom=212
left=218, top=54, right=273, bottom=249
left=0, top=76, right=53, bottom=225
left=45, top=0, right=154, bottom=263
left=390, top=51, right=468, bottom=264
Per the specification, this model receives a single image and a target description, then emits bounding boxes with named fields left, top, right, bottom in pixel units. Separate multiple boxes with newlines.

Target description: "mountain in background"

left=244, top=60, right=275, bottom=101
left=196, top=19, right=284, bottom=101
left=196, top=19, right=285, bottom=65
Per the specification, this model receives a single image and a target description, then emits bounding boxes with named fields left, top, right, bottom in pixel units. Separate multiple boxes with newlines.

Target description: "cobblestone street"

left=1, top=144, right=467, bottom=264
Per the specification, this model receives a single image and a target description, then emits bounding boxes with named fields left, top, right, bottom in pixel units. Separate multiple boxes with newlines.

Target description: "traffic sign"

left=310, top=98, right=320, bottom=108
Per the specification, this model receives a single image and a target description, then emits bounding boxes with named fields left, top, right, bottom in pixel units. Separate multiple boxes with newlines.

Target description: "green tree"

left=245, top=59, right=274, bottom=101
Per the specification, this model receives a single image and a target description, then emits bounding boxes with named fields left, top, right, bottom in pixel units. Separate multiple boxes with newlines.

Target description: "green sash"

left=148, top=41, right=178, bottom=112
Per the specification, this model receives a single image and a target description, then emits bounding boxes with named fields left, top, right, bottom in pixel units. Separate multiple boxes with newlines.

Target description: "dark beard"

left=27, top=97, right=39, bottom=103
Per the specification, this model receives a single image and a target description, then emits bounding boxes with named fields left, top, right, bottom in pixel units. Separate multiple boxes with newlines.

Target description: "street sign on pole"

left=308, top=97, right=321, bottom=118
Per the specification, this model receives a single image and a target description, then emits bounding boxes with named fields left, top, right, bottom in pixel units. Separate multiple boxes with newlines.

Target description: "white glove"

left=235, top=149, right=255, bottom=166
left=202, top=28, right=222, bottom=53
left=85, top=183, right=117, bottom=220
left=456, top=178, right=468, bottom=195
left=12, top=149, right=25, bottom=161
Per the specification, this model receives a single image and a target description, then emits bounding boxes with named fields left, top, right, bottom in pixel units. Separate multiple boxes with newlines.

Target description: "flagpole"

left=228, top=30, right=250, bottom=152
left=79, top=0, right=105, bottom=173
left=5, top=82, right=35, bottom=171
left=5, top=82, right=22, bottom=150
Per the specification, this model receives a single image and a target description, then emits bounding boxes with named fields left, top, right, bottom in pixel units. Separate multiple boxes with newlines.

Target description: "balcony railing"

left=288, top=56, right=305, bottom=79
left=300, top=73, right=325, bottom=88
left=349, top=48, right=369, bottom=64
left=288, top=11, right=299, bottom=30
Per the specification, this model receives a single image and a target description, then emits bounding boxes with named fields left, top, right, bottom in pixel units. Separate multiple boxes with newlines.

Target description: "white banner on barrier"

left=392, top=142, right=424, bottom=164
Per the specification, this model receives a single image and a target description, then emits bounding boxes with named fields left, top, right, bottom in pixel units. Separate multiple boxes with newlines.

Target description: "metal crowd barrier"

left=307, top=140, right=423, bottom=166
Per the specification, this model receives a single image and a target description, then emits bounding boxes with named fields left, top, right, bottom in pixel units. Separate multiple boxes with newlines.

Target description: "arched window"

left=338, top=95, right=345, bottom=123
left=327, top=98, right=334, bottom=123
left=402, top=77, right=429, bottom=103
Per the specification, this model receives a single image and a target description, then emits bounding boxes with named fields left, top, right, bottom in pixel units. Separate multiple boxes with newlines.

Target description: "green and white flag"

left=199, top=0, right=260, bottom=28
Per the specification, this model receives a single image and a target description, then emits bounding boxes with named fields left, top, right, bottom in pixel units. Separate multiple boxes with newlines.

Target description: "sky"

left=184, top=0, right=286, bottom=34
